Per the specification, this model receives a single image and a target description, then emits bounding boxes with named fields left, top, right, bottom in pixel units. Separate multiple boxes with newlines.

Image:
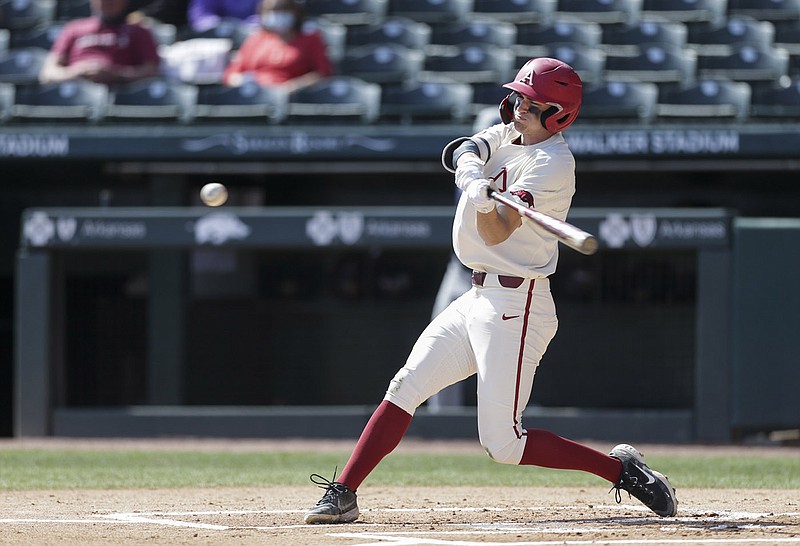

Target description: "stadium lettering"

left=366, top=220, right=431, bottom=238
left=658, top=220, right=727, bottom=240
left=0, top=134, right=69, bottom=157
left=81, top=220, right=147, bottom=239
left=566, top=131, right=649, bottom=154
left=650, top=131, right=739, bottom=154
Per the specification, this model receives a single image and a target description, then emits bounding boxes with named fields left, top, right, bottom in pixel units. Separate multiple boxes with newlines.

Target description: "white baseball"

left=200, top=182, right=228, bottom=207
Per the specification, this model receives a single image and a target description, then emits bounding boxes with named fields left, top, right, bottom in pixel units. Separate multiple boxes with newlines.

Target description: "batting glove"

left=454, top=154, right=485, bottom=193
left=467, top=179, right=496, bottom=214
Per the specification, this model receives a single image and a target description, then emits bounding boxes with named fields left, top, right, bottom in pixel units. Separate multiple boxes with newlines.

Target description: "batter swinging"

left=305, top=57, right=678, bottom=523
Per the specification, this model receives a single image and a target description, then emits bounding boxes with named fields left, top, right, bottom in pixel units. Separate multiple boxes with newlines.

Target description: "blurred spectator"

left=128, top=0, right=190, bottom=27
left=222, top=0, right=332, bottom=92
left=39, top=0, right=160, bottom=85
left=187, top=0, right=261, bottom=32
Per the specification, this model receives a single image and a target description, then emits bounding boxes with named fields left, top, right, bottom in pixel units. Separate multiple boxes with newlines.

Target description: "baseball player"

left=305, top=57, right=678, bottom=524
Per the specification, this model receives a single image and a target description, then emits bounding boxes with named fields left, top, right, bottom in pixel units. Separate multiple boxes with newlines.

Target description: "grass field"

left=2, top=442, right=799, bottom=490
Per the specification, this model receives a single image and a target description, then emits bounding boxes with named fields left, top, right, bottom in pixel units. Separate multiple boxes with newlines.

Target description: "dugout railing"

left=15, top=206, right=736, bottom=442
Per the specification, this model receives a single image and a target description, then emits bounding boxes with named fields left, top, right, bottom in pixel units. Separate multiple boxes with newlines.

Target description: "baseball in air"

left=200, top=182, right=228, bottom=207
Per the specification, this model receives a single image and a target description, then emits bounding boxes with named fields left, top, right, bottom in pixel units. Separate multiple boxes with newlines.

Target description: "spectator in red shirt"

left=222, top=0, right=332, bottom=93
left=39, top=0, right=161, bottom=85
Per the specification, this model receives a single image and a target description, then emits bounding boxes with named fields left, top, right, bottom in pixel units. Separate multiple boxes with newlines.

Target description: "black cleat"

left=304, top=472, right=359, bottom=524
left=609, top=443, right=678, bottom=517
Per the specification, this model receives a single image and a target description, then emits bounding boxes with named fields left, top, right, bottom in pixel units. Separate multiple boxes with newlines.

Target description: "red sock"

left=519, top=429, right=622, bottom=483
left=338, top=400, right=412, bottom=491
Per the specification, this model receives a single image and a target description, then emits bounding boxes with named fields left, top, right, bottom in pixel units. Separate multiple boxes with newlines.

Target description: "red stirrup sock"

left=338, top=400, right=412, bottom=491
left=519, top=428, right=623, bottom=484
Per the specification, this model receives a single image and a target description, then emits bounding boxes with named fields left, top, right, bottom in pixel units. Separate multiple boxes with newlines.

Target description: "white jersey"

left=453, top=123, right=576, bottom=279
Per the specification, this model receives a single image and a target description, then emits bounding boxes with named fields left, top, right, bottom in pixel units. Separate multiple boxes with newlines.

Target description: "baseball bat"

left=488, top=189, right=598, bottom=255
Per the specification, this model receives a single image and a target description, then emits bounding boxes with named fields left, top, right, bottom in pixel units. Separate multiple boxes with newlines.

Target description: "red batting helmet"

left=501, top=57, right=583, bottom=132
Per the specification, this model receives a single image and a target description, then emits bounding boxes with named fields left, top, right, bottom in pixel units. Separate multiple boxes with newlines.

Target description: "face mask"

left=261, top=10, right=295, bottom=32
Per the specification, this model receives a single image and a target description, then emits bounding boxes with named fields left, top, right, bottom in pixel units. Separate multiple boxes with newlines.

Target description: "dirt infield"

left=2, top=440, right=799, bottom=545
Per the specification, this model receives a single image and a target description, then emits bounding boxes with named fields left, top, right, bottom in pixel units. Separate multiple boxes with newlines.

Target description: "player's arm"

left=476, top=201, right=522, bottom=246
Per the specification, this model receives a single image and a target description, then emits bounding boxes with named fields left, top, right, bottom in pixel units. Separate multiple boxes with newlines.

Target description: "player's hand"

left=454, top=154, right=484, bottom=192
left=467, top=179, right=496, bottom=214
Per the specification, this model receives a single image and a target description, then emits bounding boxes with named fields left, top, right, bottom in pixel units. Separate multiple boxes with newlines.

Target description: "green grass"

left=1, top=449, right=799, bottom=491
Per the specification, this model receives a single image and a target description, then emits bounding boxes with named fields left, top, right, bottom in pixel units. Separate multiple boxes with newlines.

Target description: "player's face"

left=510, top=93, right=550, bottom=137
left=91, top=0, right=128, bottom=18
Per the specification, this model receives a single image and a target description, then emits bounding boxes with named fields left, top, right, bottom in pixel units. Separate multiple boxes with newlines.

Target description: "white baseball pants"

left=384, top=274, right=559, bottom=465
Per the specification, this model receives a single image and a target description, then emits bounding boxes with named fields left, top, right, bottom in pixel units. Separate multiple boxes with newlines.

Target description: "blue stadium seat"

left=339, top=44, right=425, bottom=84
left=750, top=78, right=800, bottom=118
left=656, top=79, right=750, bottom=120
left=470, top=81, right=507, bottom=114
left=0, top=28, right=7, bottom=54
left=0, top=0, right=55, bottom=30
left=56, top=0, right=91, bottom=20
left=556, top=0, right=642, bottom=25
left=107, top=78, right=197, bottom=123
left=515, top=20, right=602, bottom=58
left=688, top=16, right=775, bottom=55
left=473, top=0, right=557, bottom=24
left=9, top=22, right=63, bottom=50
left=194, top=82, right=288, bottom=124
left=605, top=43, right=697, bottom=85
left=12, top=79, right=109, bottom=122
left=180, top=18, right=251, bottom=49
left=381, top=79, right=473, bottom=123
left=388, top=0, right=474, bottom=23
left=287, top=76, right=381, bottom=124
left=346, top=17, right=431, bottom=49
left=728, top=0, right=800, bottom=22
left=601, top=20, right=687, bottom=55
left=523, top=43, right=606, bottom=83
left=641, top=0, right=727, bottom=24
left=0, top=80, right=12, bottom=122
left=697, top=44, right=789, bottom=83
left=429, top=20, right=517, bottom=49
left=579, top=80, right=658, bottom=122
left=421, top=43, right=514, bottom=84
left=304, top=0, right=388, bottom=25
left=0, top=47, right=47, bottom=84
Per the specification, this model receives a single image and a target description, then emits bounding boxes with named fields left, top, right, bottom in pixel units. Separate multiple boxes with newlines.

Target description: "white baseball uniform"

left=384, top=123, right=576, bottom=465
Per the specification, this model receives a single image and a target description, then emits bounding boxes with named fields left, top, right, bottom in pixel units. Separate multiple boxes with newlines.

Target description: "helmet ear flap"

left=539, top=105, right=559, bottom=131
left=499, top=93, right=514, bottom=124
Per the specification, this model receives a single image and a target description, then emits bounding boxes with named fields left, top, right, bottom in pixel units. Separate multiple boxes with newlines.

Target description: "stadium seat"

left=56, top=0, right=90, bottom=20
left=380, top=79, right=473, bottom=123
left=304, top=0, right=388, bottom=25
left=656, top=79, right=750, bottom=120
left=522, top=43, right=606, bottom=83
left=688, top=16, right=775, bottom=55
left=605, top=43, right=697, bottom=85
left=194, top=82, right=288, bottom=123
left=579, top=80, right=658, bottom=122
left=515, top=20, right=602, bottom=57
left=11, top=79, right=109, bottom=122
left=9, top=22, right=62, bottom=50
left=728, top=0, right=800, bottom=22
left=106, top=78, right=197, bottom=123
left=180, top=18, right=251, bottom=50
left=555, top=0, right=642, bottom=25
left=472, top=0, right=557, bottom=24
left=0, top=0, right=55, bottom=30
left=641, top=0, right=727, bottom=24
left=339, top=44, right=425, bottom=84
left=346, top=17, right=431, bottom=49
left=0, top=28, right=7, bottom=54
left=601, top=20, right=688, bottom=55
left=387, top=0, right=474, bottom=23
left=0, top=47, right=47, bottom=84
left=287, top=76, right=381, bottom=124
left=304, top=19, right=347, bottom=64
left=429, top=20, right=517, bottom=49
left=697, top=44, right=789, bottom=83
left=0, top=80, right=12, bottom=122
left=421, top=43, right=515, bottom=84
left=470, top=81, right=507, bottom=115
left=750, top=78, right=800, bottom=118
left=769, top=20, right=800, bottom=60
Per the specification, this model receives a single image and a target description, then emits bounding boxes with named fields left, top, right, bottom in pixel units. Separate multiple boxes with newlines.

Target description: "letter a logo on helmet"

left=503, top=57, right=583, bottom=132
